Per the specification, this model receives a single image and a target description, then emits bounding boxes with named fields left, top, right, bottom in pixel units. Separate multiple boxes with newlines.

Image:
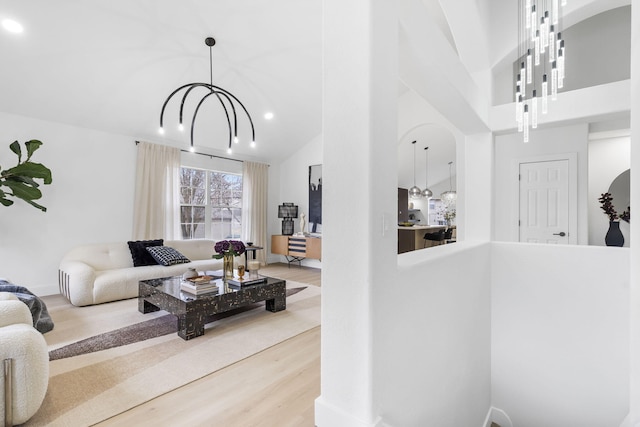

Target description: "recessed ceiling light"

left=2, top=19, right=24, bottom=34
left=264, top=112, right=274, bottom=120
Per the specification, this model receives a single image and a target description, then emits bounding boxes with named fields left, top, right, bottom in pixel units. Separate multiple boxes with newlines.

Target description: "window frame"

left=179, top=166, right=243, bottom=240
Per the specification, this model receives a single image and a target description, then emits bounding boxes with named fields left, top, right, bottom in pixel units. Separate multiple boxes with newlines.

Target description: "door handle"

left=553, top=232, right=566, bottom=237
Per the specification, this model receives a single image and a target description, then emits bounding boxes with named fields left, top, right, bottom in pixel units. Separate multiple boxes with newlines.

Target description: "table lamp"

left=278, top=203, right=298, bottom=235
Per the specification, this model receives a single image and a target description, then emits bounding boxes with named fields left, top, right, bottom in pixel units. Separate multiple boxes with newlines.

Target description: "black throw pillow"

left=146, top=246, right=191, bottom=266
left=127, top=239, right=164, bottom=267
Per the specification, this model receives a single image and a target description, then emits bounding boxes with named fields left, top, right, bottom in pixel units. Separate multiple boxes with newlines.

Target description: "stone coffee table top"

left=138, top=275, right=286, bottom=340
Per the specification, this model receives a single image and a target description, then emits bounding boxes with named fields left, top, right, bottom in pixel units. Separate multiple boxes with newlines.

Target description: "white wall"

left=494, top=123, right=589, bottom=244
left=377, top=243, right=492, bottom=426
left=270, top=134, right=322, bottom=267
left=491, top=242, right=629, bottom=426
left=0, top=112, right=136, bottom=296
left=628, top=0, right=640, bottom=423
left=587, top=135, right=631, bottom=246
left=0, top=110, right=278, bottom=296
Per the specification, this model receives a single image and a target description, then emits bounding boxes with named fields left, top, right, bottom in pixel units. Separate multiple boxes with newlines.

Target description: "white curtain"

left=132, top=141, right=180, bottom=240
left=241, top=161, right=269, bottom=265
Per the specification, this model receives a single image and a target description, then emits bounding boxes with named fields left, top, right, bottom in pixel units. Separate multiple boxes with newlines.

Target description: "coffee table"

left=138, top=276, right=286, bottom=340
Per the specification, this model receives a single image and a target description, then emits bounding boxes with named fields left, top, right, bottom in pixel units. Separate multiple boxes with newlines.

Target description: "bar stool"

left=423, top=229, right=445, bottom=247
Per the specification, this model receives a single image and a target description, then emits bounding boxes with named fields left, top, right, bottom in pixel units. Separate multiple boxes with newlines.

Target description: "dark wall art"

left=309, top=164, right=322, bottom=233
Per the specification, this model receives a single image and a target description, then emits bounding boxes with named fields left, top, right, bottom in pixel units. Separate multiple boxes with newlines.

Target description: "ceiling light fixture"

left=2, top=19, right=23, bottom=34
left=516, top=0, right=566, bottom=142
left=159, top=37, right=256, bottom=153
left=422, top=147, right=433, bottom=198
left=441, top=161, right=457, bottom=203
left=409, top=140, right=422, bottom=199
left=264, top=112, right=274, bottom=120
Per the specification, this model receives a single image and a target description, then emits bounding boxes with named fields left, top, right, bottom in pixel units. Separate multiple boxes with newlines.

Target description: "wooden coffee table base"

left=138, top=276, right=286, bottom=340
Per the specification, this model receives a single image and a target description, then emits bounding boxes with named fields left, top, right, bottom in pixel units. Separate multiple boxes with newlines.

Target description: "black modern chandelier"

left=158, top=37, right=256, bottom=154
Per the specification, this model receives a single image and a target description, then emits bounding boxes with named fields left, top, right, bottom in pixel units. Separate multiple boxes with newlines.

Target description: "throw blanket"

left=0, top=280, right=54, bottom=333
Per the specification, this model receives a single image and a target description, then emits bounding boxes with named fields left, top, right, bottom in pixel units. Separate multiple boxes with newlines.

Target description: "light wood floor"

left=95, top=263, right=321, bottom=427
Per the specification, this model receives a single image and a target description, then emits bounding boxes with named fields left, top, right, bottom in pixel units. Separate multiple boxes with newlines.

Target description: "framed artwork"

left=309, top=164, right=322, bottom=233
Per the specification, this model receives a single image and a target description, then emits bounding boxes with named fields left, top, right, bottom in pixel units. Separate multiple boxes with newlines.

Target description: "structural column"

left=315, top=0, right=398, bottom=425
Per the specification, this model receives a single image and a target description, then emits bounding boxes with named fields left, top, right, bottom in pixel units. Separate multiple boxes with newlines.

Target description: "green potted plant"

left=0, top=140, right=52, bottom=212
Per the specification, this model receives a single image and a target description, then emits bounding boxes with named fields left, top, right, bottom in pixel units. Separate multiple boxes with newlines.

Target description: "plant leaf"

left=9, top=141, right=22, bottom=163
left=25, top=140, right=43, bottom=161
left=4, top=162, right=52, bottom=184
left=22, top=198, right=47, bottom=212
left=0, top=188, right=13, bottom=206
left=3, top=180, right=43, bottom=201
left=11, top=174, right=40, bottom=188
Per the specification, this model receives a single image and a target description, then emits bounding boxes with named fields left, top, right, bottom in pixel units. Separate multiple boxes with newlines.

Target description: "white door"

left=519, top=160, right=570, bottom=244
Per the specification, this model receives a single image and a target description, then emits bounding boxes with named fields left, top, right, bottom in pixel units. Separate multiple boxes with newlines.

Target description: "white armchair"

left=0, top=292, right=49, bottom=427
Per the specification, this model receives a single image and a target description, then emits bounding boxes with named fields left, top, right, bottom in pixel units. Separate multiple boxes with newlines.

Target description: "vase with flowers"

left=213, top=240, right=246, bottom=279
left=598, top=192, right=630, bottom=247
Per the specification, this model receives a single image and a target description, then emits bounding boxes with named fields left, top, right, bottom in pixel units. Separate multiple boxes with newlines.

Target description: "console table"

left=271, top=235, right=321, bottom=267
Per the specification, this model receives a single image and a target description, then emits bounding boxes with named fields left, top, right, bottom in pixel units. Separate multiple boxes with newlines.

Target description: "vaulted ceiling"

left=0, top=0, right=630, bottom=165
left=0, top=0, right=322, bottom=163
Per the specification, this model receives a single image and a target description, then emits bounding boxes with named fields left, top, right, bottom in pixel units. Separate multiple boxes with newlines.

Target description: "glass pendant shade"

left=440, top=161, right=457, bottom=202
left=422, top=147, right=433, bottom=198
left=409, top=141, right=422, bottom=199
left=531, top=90, right=538, bottom=129
left=523, top=104, right=530, bottom=143
left=409, top=186, right=423, bottom=198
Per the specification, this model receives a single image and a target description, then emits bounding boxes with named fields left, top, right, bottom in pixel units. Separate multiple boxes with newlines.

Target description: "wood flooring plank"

left=92, top=263, right=321, bottom=427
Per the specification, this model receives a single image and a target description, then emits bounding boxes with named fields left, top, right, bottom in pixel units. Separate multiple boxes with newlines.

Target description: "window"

left=179, top=167, right=242, bottom=240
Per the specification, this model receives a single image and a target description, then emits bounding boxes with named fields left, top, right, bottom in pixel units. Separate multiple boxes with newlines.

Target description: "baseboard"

left=315, top=397, right=384, bottom=427
left=483, top=406, right=513, bottom=427
left=28, top=283, right=59, bottom=297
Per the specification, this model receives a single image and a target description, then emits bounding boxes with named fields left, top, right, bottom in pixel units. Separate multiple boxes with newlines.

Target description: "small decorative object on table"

left=213, top=240, right=246, bottom=280
left=180, top=275, right=219, bottom=295
left=237, top=264, right=245, bottom=279
left=227, top=275, right=267, bottom=287
left=248, top=260, right=260, bottom=279
left=182, top=267, right=198, bottom=280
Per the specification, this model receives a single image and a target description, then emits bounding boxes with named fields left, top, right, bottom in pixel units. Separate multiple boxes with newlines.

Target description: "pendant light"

left=516, top=0, right=567, bottom=142
left=159, top=37, right=256, bottom=154
left=422, top=147, right=433, bottom=198
left=408, top=141, right=423, bottom=199
left=441, top=161, right=457, bottom=203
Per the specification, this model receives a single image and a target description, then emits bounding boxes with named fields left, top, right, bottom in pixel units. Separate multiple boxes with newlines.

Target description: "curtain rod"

left=134, top=141, right=243, bottom=163
left=179, top=149, right=244, bottom=163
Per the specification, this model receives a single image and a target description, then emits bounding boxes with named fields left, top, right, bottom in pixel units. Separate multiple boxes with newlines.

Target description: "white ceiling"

left=0, top=0, right=322, bottom=163
left=1, top=0, right=628, bottom=165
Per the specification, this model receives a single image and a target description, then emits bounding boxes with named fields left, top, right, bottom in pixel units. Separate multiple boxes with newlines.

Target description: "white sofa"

left=58, top=239, right=224, bottom=306
left=0, top=292, right=49, bottom=426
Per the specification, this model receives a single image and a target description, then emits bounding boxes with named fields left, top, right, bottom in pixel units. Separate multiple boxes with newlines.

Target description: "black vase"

left=605, top=221, right=624, bottom=247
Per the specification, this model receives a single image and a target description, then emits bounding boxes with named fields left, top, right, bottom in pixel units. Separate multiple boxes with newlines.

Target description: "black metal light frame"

left=159, top=37, right=256, bottom=152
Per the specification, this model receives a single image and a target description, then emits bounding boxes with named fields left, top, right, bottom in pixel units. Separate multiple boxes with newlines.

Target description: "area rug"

left=48, top=287, right=308, bottom=361
left=25, top=281, right=321, bottom=426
